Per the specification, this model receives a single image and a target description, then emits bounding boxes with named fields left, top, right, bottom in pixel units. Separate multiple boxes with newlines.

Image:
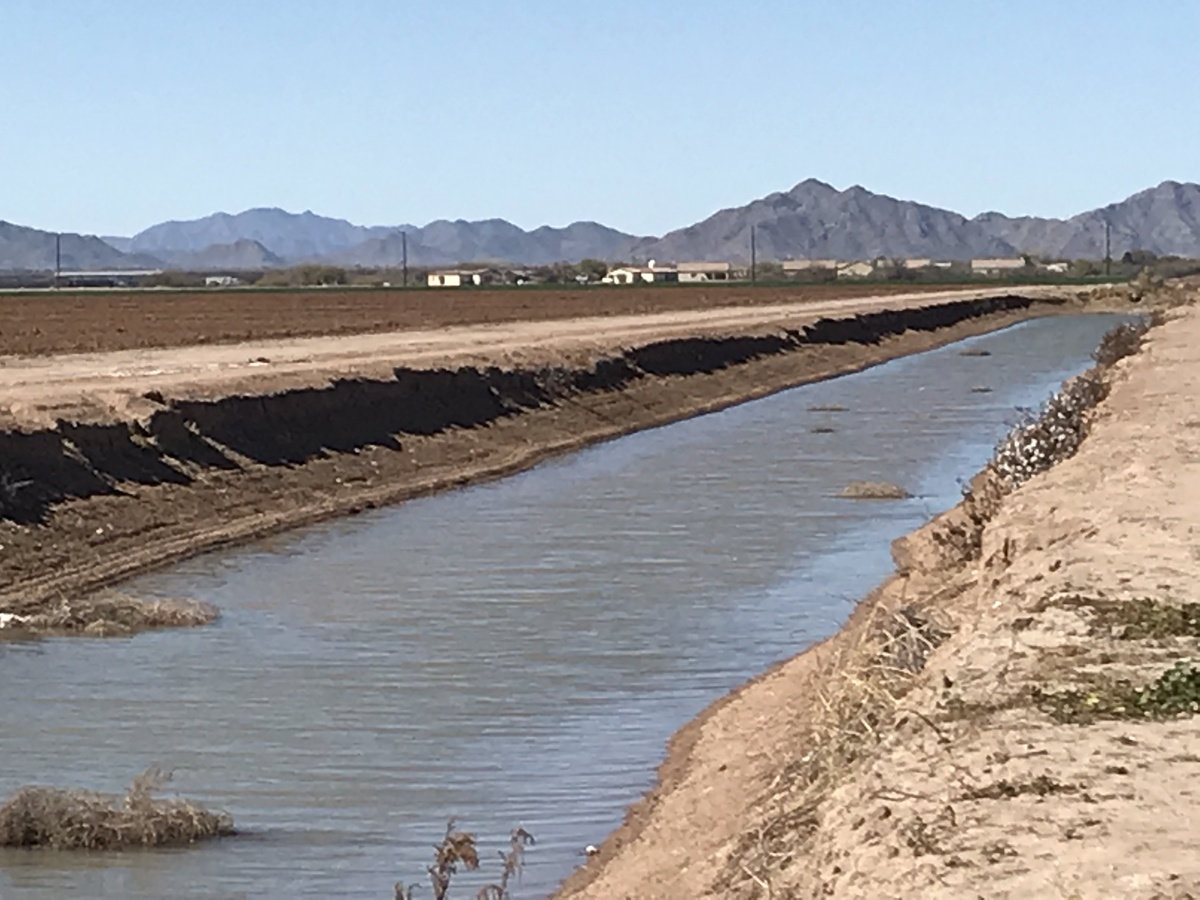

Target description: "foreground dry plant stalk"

left=396, top=821, right=535, bottom=900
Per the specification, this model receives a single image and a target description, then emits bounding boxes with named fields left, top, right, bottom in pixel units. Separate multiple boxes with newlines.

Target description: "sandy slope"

left=557, top=299, right=1200, bottom=899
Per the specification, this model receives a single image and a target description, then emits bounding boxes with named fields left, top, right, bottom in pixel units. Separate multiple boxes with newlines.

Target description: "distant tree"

left=882, top=258, right=919, bottom=282
left=1121, top=249, right=1158, bottom=267
left=296, top=265, right=347, bottom=286
left=578, top=259, right=609, bottom=282
left=138, top=270, right=205, bottom=288
left=754, top=261, right=784, bottom=282
left=253, top=265, right=348, bottom=287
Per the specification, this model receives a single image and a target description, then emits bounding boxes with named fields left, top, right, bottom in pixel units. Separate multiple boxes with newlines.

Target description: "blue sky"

left=3, top=1, right=1197, bottom=237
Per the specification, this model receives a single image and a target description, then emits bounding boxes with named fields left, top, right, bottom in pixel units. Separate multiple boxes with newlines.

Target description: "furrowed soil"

left=0, top=288, right=1094, bottom=628
left=556, top=292, right=1200, bottom=900
left=0, top=283, right=982, bottom=355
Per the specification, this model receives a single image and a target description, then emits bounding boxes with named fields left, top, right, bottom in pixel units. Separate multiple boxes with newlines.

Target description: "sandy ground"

left=0, top=286, right=1077, bottom=427
left=556, top=298, right=1200, bottom=899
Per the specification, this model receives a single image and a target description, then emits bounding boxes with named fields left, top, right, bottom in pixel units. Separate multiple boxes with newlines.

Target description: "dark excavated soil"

left=0, top=296, right=1065, bottom=621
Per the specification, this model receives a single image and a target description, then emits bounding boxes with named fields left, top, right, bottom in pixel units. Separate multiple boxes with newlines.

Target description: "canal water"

left=0, top=314, right=1127, bottom=899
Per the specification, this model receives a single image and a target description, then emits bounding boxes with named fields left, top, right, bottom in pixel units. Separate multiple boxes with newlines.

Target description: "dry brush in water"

left=0, top=767, right=234, bottom=851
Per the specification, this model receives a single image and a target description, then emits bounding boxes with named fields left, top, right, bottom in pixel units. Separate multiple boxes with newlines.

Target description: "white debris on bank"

left=991, top=318, right=1154, bottom=489
left=991, top=372, right=1107, bottom=488
left=0, top=612, right=29, bottom=629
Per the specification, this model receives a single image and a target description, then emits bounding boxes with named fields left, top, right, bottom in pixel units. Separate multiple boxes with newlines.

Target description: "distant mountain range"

left=0, top=221, right=160, bottom=271
left=3, top=180, right=1200, bottom=272
left=123, top=208, right=401, bottom=261
left=335, top=219, right=642, bottom=268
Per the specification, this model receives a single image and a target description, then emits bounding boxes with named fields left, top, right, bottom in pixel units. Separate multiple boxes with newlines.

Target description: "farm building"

left=427, top=269, right=487, bottom=288
left=676, top=261, right=739, bottom=282
left=782, top=259, right=840, bottom=274
left=971, top=257, right=1027, bottom=276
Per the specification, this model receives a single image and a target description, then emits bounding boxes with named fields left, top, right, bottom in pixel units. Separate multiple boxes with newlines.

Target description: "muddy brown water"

left=0, top=315, right=1129, bottom=899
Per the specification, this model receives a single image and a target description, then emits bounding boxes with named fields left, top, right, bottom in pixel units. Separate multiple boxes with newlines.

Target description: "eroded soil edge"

left=2, top=295, right=1065, bottom=631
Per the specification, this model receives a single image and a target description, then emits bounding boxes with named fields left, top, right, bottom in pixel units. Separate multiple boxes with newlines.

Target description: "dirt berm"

left=556, top=298, right=1200, bottom=899
left=0, top=294, right=1072, bottom=630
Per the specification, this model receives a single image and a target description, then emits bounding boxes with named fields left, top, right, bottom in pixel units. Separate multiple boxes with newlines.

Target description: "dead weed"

left=0, top=767, right=233, bottom=850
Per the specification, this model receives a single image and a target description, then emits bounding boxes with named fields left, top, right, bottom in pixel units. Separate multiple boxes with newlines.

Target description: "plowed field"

left=0, top=283, right=967, bottom=356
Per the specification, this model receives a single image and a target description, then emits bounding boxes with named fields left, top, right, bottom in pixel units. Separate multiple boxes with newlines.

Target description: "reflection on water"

left=0, top=315, right=1128, bottom=898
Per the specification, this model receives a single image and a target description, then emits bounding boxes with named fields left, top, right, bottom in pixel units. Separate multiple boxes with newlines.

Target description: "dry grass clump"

left=722, top=602, right=950, bottom=894
left=1057, top=594, right=1200, bottom=640
left=0, top=768, right=234, bottom=850
left=839, top=480, right=911, bottom=500
left=958, top=773, right=1077, bottom=801
left=7, top=591, right=219, bottom=637
left=1099, top=321, right=1152, bottom=367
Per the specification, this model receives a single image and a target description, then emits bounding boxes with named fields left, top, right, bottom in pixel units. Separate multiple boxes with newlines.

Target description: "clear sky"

left=3, top=1, right=1197, bottom=237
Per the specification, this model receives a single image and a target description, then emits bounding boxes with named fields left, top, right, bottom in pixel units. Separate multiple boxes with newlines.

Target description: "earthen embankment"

left=1, top=293, right=1071, bottom=628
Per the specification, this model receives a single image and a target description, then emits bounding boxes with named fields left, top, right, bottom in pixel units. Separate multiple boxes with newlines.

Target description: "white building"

left=205, top=275, right=242, bottom=288
left=836, top=261, right=875, bottom=279
left=602, top=264, right=679, bottom=285
left=427, top=269, right=486, bottom=288
left=971, top=257, right=1028, bottom=276
left=676, top=261, right=738, bottom=282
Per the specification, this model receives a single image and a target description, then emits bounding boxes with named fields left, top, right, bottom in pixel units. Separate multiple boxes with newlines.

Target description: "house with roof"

left=602, top=264, right=679, bottom=285
left=427, top=268, right=491, bottom=288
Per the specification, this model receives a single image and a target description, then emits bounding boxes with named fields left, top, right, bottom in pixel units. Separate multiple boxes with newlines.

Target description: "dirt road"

left=0, top=286, right=1078, bottom=426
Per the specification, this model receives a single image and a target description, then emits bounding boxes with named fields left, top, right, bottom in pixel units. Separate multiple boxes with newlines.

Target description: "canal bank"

left=0, top=292, right=1084, bottom=627
left=558, top=302, right=1200, bottom=900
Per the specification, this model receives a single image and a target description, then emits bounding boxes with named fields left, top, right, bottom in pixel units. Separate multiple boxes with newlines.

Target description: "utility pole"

left=1104, top=220, right=1112, bottom=277
left=750, top=225, right=757, bottom=284
left=401, top=230, right=408, bottom=287
left=54, top=233, right=61, bottom=289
